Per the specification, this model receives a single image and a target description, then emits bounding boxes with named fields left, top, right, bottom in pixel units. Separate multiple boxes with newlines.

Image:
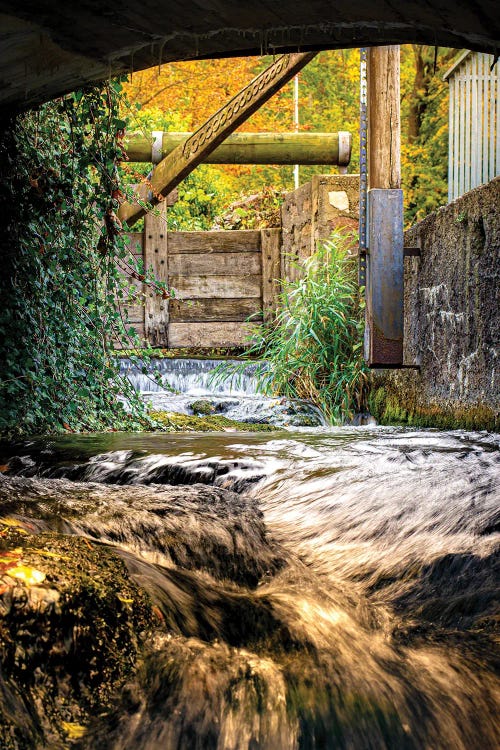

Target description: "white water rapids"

left=0, top=426, right=498, bottom=748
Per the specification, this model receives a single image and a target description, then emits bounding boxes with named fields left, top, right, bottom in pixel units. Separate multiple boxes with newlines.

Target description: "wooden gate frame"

left=124, top=209, right=281, bottom=349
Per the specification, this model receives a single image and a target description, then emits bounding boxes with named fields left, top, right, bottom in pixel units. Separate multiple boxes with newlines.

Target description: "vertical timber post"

left=261, top=229, right=282, bottom=323
left=144, top=201, right=168, bottom=347
left=365, top=46, right=404, bottom=367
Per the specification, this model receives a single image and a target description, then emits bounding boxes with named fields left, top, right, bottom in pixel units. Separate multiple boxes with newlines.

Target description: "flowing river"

left=0, top=425, right=498, bottom=749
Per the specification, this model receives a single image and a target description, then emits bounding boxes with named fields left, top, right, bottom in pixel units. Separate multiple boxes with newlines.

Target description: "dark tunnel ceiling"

left=0, top=1, right=499, bottom=110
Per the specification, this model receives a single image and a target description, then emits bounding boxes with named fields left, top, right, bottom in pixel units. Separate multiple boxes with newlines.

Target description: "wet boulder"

left=0, top=523, right=155, bottom=749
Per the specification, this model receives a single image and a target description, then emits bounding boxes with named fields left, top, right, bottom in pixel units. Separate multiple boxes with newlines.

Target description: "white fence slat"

left=465, top=56, right=471, bottom=193
left=489, top=56, right=495, bottom=180
left=447, top=51, right=499, bottom=200
left=471, top=54, right=477, bottom=189
left=448, top=76, right=455, bottom=202
left=454, top=73, right=460, bottom=200
left=495, top=63, right=500, bottom=176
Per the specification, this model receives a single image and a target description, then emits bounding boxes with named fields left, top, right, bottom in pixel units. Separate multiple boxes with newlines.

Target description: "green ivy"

left=0, top=81, right=153, bottom=436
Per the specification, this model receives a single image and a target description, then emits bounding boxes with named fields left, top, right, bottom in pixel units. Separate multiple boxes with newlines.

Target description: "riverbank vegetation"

left=0, top=83, right=153, bottom=437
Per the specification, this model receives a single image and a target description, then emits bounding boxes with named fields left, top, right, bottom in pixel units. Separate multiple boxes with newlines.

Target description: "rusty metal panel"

left=364, top=189, right=404, bottom=367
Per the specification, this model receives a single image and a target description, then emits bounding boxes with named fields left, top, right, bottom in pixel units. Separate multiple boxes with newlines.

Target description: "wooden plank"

left=169, top=298, right=262, bottom=323
left=122, top=304, right=145, bottom=324
left=125, top=131, right=349, bottom=166
left=168, top=252, right=261, bottom=276
left=170, top=275, right=261, bottom=299
left=168, top=322, right=257, bottom=349
left=168, top=230, right=261, bottom=254
left=119, top=52, right=317, bottom=227
left=144, top=202, right=168, bottom=346
left=261, top=228, right=282, bottom=323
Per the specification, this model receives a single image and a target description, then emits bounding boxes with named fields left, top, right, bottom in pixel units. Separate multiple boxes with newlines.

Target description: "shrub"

left=0, top=82, right=150, bottom=435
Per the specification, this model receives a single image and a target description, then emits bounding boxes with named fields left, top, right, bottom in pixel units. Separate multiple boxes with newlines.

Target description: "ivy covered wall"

left=0, top=84, right=147, bottom=436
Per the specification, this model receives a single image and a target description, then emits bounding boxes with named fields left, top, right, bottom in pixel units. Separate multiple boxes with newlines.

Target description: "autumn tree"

left=122, top=47, right=460, bottom=227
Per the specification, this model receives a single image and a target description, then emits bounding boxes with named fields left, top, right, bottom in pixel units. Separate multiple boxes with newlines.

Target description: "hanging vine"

left=0, top=79, right=155, bottom=436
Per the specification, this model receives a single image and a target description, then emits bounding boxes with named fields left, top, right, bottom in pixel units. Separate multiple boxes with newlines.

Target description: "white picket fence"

left=445, top=51, right=499, bottom=202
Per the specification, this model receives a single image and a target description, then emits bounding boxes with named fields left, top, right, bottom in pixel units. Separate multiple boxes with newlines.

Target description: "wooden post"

left=261, top=229, right=282, bottom=323
left=144, top=202, right=168, bottom=347
left=368, top=46, right=401, bottom=190
left=365, top=46, right=404, bottom=367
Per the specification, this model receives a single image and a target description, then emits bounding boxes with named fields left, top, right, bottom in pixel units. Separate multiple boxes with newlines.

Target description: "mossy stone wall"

left=370, top=177, right=499, bottom=430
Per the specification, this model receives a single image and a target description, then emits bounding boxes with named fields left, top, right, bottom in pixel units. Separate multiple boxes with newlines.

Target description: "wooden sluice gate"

left=122, top=219, right=281, bottom=349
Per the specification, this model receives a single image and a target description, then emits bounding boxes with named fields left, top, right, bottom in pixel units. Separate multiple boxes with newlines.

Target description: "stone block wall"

left=372, top=177, right=499, bottom=430
left=281, top=174, right=359, bottom=281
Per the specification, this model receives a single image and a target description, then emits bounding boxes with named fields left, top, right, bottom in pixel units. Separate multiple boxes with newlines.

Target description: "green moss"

left=116, top=347, right=248, bottom=359
left=190, top=399, right=216, bottom=416
left=0, top=524, right=156, bottom=748
left=149, top=411, right=278, bottom=432
left=368, top=386, right=498, bottom=431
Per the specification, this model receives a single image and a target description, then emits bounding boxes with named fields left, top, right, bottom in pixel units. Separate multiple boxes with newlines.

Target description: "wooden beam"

left=168, top=252, right=261, bottom=276
left=125, top=131, right=351, bottom=166
left=261, top=228, right=282, bottom=323
left=168, top=322, right=254, bottom=349
left=368, top=46, right=401, bottom=190
left=169, top=298, right=262, bottom=323
left=144, top=201, right=168, bottom=346
left=119, top=52, right=317, bottom=227
left=167, top=230, right=261, bottom=254
left=170, top=274, right=262, bottom=299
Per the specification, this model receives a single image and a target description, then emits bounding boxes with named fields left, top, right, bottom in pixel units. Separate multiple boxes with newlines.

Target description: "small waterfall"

left=119, top=357, right=326, bottom=426
left=119, top=357, right=261, bottom=396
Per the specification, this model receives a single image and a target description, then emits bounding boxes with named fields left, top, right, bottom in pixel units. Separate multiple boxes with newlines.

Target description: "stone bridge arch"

left=0, top=1, right=498, bottom=109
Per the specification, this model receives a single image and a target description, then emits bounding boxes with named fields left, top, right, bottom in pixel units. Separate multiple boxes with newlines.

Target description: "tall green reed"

left=213, top=231, right=370, bottom=423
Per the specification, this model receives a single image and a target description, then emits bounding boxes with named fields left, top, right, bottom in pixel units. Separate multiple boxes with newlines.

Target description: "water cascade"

left=120, top=357, right=326, bottom=426
left=0, top=427, right=498, bottom=749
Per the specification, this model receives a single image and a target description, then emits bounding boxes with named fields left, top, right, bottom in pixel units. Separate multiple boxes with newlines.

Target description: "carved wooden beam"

left=119, top=52, right=317, bottom=227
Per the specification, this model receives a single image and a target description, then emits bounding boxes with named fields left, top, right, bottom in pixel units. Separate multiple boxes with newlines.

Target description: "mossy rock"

left=368, top=384, right=498, bottom=430
left=149, top=411, right=278, bottom=433
left=190, top=399, right=216, bottom=416
left=0, top=522, right=155, bottom=749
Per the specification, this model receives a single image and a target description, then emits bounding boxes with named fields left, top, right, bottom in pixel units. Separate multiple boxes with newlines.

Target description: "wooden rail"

left=125, top=131, right=352, bottom=166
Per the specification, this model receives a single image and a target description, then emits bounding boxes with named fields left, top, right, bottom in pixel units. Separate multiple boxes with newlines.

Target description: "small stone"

left=328, top=190, right=349, bottom=211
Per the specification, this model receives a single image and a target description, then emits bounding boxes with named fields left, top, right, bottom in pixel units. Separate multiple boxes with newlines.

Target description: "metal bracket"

left=151, top=131, right=163, bottom=164
left=404, top=247, right=421, bottom=257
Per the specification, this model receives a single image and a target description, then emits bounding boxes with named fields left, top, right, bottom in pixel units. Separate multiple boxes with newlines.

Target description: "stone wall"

left=280, top=174, right=359, bottom=281
left=371, top=177, right=499, bottom=430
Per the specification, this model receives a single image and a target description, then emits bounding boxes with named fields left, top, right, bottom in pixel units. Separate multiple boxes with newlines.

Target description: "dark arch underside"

left=0, top=0, right=499, bottom=110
